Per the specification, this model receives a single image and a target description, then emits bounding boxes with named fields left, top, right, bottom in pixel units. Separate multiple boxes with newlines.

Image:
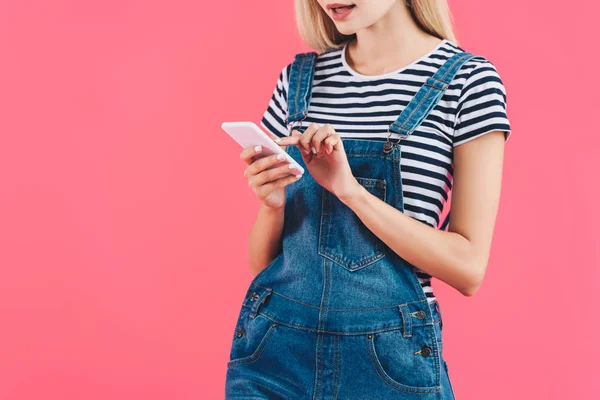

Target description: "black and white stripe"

left=260, top=39, right=511, bottom=302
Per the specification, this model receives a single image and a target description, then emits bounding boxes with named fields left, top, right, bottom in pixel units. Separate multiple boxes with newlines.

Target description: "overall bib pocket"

left=365, top=326, right=441, bottom=394
left=318, top=176, right=387, bottom=272
left=227, top=305, right=278, bottom=368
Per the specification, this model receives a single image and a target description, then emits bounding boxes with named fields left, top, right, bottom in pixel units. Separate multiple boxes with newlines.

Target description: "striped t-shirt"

left=260, top=38, right=511, bottom=303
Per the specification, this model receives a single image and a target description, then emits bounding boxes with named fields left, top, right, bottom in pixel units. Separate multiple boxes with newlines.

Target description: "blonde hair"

left=295, top=0, right=458, bottom=53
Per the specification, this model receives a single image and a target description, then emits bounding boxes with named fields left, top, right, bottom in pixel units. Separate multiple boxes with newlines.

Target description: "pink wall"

left=0, top=1, right=597, bottom=399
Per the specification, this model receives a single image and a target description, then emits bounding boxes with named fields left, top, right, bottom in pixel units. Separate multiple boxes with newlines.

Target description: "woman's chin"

left=334, top=24, right=357, bottom=36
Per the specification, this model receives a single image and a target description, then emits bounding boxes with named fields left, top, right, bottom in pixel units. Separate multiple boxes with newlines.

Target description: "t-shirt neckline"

left=341, top=39, right=449, bottom=80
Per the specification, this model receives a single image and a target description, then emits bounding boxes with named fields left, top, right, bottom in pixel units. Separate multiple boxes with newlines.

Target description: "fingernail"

left=274, top=138, right=281, bottom=142
left=254, top=145, right=262, bottom=152
left=277, top=153, right=284, bottom=160
left=288, top=163, right=298, bottom=169
left=311, top=147, right=317, bottom=154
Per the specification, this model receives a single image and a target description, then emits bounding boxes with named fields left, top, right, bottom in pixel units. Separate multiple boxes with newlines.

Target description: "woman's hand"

left=240, top=133, right=303, bottom=210
left=277, top=123, right=358, bottom=199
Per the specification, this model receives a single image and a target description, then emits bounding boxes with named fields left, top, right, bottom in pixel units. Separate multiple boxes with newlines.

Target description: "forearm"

left=339, top=184, right=486, bottom=296
left=247, top=203, right=285, bottom=276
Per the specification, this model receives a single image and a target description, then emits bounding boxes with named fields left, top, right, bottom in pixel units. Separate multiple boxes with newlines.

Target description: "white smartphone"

left=221, top=121, right=305, bottom=175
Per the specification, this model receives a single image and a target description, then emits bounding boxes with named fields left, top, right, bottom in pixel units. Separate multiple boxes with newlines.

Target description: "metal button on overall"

left=250, top=292, right=259, bottom=301
left=235, top=327, right=245, bottom=338
left=420, top=346, right=432, bottom=357
left=415, top=310, right=426, bottom=320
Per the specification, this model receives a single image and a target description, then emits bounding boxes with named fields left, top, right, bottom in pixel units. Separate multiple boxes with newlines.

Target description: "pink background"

left=0, top=1, right=598, bottom=399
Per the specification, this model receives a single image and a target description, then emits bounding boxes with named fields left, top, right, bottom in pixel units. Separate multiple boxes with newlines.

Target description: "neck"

left=345, top=3, right=442, bottom=76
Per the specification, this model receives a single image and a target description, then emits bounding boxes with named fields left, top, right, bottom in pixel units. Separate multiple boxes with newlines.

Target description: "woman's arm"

left=247, top=203, right=285, bottom=276
left=338, top=130, right=506, bottom=296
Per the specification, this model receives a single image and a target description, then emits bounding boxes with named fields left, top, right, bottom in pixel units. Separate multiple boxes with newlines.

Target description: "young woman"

left=226, top=0, right=511, bottom=398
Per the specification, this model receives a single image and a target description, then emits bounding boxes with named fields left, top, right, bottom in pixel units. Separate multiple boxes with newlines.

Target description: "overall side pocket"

left=227, top=306, right=278, bottom=368
left=364, top=325, right=441, bottom=394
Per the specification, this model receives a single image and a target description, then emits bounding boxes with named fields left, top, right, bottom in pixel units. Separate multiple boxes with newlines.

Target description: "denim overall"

left=225, top=48, right=477, bottom=399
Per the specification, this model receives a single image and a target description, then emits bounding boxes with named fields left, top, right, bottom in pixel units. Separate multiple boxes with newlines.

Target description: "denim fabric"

left=285, top=52, right=317, bottom=125
left=225, top=49, right=472, bottom=399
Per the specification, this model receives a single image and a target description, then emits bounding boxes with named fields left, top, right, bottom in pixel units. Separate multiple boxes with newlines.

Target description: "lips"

left=328, top=3, right=355, bottom=20
left=328, top=3, right=356, bottom=12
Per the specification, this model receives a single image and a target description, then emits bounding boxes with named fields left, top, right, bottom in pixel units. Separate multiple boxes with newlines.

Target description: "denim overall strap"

left=284, top=51, right=318, bottom=131
left=385, top=51, right=476, bottom=148
left=386, top=50, right=477, bottom=231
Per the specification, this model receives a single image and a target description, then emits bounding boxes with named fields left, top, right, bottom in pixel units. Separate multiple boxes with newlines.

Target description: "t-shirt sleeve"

left=260, top=63, right=291, bottom=138
left=452, top=60, right=512, bottom=147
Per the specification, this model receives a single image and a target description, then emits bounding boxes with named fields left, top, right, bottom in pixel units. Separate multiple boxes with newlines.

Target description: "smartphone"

left=221, top=121, right=305, bottom=176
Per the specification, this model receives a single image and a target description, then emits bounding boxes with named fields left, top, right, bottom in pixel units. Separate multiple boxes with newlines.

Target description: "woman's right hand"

left=241, top=133, right=303, bottom=210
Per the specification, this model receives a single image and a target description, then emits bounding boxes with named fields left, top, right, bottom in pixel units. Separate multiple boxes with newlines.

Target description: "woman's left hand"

left=275, top=122, right=359, bottom=199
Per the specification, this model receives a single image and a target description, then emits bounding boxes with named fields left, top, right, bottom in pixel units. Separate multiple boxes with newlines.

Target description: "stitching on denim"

left=444, top=361, right=457, bottom=399
left=304, top=54, right=316, bottom=120
left=399, top=81, right=437, bottom=133
left=365, top=334, right=441, bottom=394
left=317, top=254, right=329, bottom=329
left=319, top=177, right=387, bottom=271
left=313, top=332, right=324, bottom=399
left=439, top=52, right=472, bottom=83
left=324, top=258, right=332, bottom=317
left=392, top=52, right=471, bottom=136
left=318, top=182, right=329, bottom=262
left=313, top=258, right=329, bottom=400
left=249, top=288, right=272, bottom=318
left=293, top=55, right=306, bottom=119
left=326, top=249, right=385, bottom=271
left=355, top=177, right=387, bottom=188
left=249, top=282, right=429, bottom=310
left=423, top=78, right=448, bottom=90
left=227, top=322, right=277, bottom=368
left=332, top=334, right=341, bottom=399
left=393, top=142, right=404, bottom=212
left=346, top=153, right=392, bottom=159
left=398, top=304, right=412, bottom=337
left=257, top=310, right=433, bottom=335
left=313, top=332, right=322, bottom=399
left=430, top=325, right=442, bottom=391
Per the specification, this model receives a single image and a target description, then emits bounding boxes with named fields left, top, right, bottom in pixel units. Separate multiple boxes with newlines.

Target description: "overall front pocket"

left=318, top=176, right=387, bottom=272
left=227, top=306, right=278, bottom=368
left=365, top=326, right=441, bottom=394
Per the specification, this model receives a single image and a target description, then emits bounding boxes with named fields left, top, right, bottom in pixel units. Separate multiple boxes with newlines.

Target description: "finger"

left=289, top=129, right=315, bottom=163
left=253, top=160, right=301, bottom=186
left=256, top=173, right=302, bottom=198
left=277, top=130, right=303, bottom=147
left=246, top=151, right=287, bottom=178
left=240, top=144, right=264, bottom=166
left=267, top=132, right=280, bottom=142
left=312, top=124, right=334, bottom=154
left=323, top=133, right=342, bottom=155
left=267, top=132, right=287, bottom=148
left=298, top=123, right=320, bottom=155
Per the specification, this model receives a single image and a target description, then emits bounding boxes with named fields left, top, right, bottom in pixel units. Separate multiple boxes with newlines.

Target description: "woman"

left=226, top=0, right=511, bottom=398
